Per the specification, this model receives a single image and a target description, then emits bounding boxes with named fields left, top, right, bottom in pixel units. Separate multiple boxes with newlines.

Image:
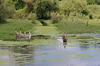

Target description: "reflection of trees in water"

left=11, top=45, right=34, bottom=54
left=79, top=44, right=90, bottom=50
left=63, top=42, right=67, bottom=48
left=0, top=44, right=35, bottom=66
left=79, top=40, right=88, bottom=43
left=78, top=40, right=90, bottom=50
left=10, top=45, right=34, bottom=66
left=94, top=44, right=100, bottom=48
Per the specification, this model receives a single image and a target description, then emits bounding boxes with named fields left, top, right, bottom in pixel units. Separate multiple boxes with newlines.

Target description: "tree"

left=86, top=0, right=95, bottom=4
left=12, top=0, right=25, bottom=10
left=36, top=1, right=57, bottom=19
left=95, top=0, right=100, bottom=5
left=0, top=0, right=7, bottom=23
left=59, top=0, right=87, bottom=18
left=0, top=0, right=15, bottom=23
left=86, top=0, right=100, bottom=5
left=23, top=0, right=34, bottom=13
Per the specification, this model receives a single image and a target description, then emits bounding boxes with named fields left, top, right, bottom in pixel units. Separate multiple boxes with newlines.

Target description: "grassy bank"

left=0, top=39, right=57, bottom=46
left=0, top=19, right=58, bottom=45
left=0, top=19, right=35, bottom=40
left=56, top=19, right=100, bottom=34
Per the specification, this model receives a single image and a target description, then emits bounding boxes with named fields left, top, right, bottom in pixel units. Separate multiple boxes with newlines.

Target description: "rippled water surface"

left=0, top=38, right=100, bottom=66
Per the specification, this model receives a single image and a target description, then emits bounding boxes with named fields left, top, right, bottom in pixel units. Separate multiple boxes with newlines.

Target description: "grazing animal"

left=15, top=31, right=32, bottom=41
left=62, top=32, right=67, bottom=43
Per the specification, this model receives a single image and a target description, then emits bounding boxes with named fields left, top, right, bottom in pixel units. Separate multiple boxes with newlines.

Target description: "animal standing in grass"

left=15, top=31, right=32, bottom=41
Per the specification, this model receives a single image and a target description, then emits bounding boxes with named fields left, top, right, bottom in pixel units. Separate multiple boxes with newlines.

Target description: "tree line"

left=0, top=0, right=100, bottom=23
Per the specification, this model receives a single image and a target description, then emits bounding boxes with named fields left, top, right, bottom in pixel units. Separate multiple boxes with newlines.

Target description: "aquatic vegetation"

left=76, top=36, right=94, bottom=39
left=0, top=39, right=57, bottom=45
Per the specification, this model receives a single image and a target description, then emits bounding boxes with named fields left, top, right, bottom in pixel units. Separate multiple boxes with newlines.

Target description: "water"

left=68, top=33, right=100, bottom=37
left=0, top=38, right=100, bottom=66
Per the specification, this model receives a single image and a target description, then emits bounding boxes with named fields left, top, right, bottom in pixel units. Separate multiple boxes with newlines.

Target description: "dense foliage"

left=86, top=0, right=100, bottom=5
left=0, top=0, right=7, bottom=23
left=0, top=0, right=100, bottom=22
left=36, top=1, right=57, bottom=19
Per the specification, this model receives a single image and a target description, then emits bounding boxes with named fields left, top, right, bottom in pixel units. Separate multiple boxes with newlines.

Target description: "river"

left=0, top=36, right=100, bottom=66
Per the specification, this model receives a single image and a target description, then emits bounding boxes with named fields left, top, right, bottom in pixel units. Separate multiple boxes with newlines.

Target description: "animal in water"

left=15, top=31, right=32, bottom=41
left=62, top=32, right=67, bottom=43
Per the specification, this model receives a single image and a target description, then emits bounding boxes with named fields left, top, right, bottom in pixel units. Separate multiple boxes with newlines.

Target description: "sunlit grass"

left=0, top=19, right=35, bottom=40
left=0, top=19, right=58, bottom=45
left=76, top=36, right=94, bottom=39
left=34, top=26, right=59, bottom=37
left=34, top=20, right=59, bottom=37
left=56, top=19, right=100, bottom=34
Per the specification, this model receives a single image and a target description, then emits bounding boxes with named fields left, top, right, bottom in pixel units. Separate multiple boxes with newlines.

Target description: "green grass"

left=34, top=26, right=59, bottom=37
left=0, top=19, right=58, bottom=45
left=0, top=19, right=35, bottom=40
left=33, top=20, right=59, bottom=37
left=56, top=19, right=100, bottom=34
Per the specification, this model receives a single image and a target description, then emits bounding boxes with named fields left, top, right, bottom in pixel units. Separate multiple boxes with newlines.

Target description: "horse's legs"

left=28, top=36, right=32, bottom=42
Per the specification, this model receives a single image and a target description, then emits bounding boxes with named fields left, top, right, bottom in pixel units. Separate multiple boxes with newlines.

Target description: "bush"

left=36, top=1, right=57, bottom=19
left=51, top=12, right=62, bottom=24
left=5, top=6, right=15, bottom=18
left=86, top=0, right=95, bottom=4
left=81, top=10, right=89, bottom=15
left=86, top=0, right=100, bottom=5
left=27, top=13, right=37, bottom=20
left=0, top=1, right=8, bottom=23
left=13, top=7, right=27, bottom=19
left=14, top=12, right=26, bottom=19
left=87, top=5, right=100, bottom=19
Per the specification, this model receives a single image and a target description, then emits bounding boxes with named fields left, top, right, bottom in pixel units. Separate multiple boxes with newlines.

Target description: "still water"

left=0, top=38, right=100, bottom=66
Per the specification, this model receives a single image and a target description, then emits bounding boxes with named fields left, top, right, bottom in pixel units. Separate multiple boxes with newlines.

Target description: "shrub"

left=0, top=1, right=9, bottom=23
left=13, top=7, right=27, bottom=19
left=36, top=1, right=57, bottom=19
left=81, top=10, right=89, bottom=15
left=51, top=12, right=62, bottom=24
left=27, top=13, right=37, bottom=20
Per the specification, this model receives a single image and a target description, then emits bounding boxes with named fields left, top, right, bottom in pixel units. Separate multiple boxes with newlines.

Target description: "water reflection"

left=11, top=45, right=33, bottom=54
left=63, top=42, right=67, bottom=48
left=79, top=44, right=90, bottom=50
left=94, top=44, right=100, bottom=48
left=0, top=44, right=34, bottom=66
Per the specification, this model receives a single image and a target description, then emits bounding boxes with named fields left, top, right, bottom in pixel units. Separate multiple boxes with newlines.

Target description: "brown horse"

left=62, top=32, right=67, bottom=43
left=15, top=31, right=32, bottom=41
